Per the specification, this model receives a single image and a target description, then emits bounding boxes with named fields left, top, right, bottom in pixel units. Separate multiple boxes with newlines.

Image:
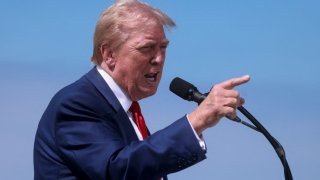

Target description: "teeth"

left=145, top=73, right=157, bottom=81
left=146, top=77, right=155, bottom=81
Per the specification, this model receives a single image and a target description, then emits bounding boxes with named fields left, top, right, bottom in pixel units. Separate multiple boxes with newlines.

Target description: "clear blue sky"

left=0, top=0, right=319, bottom=179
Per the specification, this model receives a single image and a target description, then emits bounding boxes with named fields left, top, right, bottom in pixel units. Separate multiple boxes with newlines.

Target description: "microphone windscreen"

left=169, top=77, right=196, bottom=100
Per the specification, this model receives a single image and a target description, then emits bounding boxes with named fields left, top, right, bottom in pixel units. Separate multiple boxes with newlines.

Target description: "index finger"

left=220, top=75, right=250, bottom=89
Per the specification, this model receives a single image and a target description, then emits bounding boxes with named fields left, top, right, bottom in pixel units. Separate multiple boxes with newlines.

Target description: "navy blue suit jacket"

left=34, top=67, right=206, bottom=180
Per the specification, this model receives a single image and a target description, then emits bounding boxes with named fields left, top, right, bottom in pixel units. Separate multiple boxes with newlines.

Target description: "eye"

left=138, top=44, right=154, bottom=53
left=160, top=44, right=168, bottom=49
left=142, top=45, right=153, bottom=50
left=161, top=42, right=169, bottom=50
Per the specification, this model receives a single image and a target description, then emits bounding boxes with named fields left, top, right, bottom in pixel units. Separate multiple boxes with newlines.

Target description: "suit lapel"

left=84, top=66, right=120, bottom=111
left=84, top=66, right=139, bottom=142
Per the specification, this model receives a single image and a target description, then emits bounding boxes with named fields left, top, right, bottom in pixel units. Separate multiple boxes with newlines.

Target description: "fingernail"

left=244, top=75, right=250, bottom=80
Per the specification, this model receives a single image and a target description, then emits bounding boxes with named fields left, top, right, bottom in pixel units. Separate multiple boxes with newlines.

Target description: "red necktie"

left=129, top=101, right=149, bottom=140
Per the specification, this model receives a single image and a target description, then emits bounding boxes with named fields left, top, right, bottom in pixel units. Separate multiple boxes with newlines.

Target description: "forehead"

left=126, top=23, right=168, bottom=44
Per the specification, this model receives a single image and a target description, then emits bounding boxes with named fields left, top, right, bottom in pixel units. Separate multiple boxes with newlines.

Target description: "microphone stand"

left=236, top=106, right=293, bottom=180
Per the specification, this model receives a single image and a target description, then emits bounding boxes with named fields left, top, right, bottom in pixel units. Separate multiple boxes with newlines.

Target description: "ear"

left=100, top=44, right=116, bottom=71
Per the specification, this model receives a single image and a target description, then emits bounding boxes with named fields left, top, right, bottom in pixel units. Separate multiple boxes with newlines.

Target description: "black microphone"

left=169, top=77, right=241, bottom=122
left=169, top=77, right=206, bottom=104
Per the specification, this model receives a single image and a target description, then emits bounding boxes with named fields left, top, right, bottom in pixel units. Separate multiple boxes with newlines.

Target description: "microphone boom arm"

left=237, top=106, right=293, bottom=180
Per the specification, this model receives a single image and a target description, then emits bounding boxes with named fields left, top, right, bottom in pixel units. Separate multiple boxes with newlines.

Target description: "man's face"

left=111, top=23, right=169, bottom=101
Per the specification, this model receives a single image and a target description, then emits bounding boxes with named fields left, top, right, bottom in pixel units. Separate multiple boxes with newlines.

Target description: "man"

left=34, top=0, right=250, bottom=179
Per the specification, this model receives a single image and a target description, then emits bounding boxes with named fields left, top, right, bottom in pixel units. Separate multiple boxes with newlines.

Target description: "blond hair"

left=91, top=0, right=176, bottom=64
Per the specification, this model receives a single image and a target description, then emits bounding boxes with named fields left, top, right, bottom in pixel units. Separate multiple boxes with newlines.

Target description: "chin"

left=137, top=88, right=158, bottom=100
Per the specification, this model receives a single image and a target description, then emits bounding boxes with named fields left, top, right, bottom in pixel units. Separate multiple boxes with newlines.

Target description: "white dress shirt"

left=97, top=66, right=144, bottom=140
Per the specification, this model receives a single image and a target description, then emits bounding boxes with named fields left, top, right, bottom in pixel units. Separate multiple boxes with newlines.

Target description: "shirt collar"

left=96, top=66, right=132, bottom=112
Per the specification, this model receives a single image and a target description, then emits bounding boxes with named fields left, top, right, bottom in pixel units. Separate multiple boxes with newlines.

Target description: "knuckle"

left=231, top=98, right=238, bottom=105
left=230, top=79, right=236, bottom=86
left=225, top=97, right=236, bottom=105
left=234, top=91, right=240, bottom=98
left=212, top=84, right=221, bottom=91
left=210, top=85, right=222, bottom=96
left=224, top=107, right=235, bottom=115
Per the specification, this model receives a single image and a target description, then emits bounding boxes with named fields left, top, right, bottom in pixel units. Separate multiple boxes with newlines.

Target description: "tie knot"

left=129, top=101, right=141, bottom=114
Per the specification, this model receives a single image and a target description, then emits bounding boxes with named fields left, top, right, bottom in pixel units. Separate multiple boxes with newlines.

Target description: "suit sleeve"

left=55, top=98, right=206, bottom=180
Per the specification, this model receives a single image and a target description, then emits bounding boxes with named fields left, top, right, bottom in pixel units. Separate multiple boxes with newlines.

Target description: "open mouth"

left=144, top=72, right=158, bottom=82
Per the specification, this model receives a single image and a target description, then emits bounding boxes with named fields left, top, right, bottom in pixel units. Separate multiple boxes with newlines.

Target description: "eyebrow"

left=136, top=39, right=169, bottom=46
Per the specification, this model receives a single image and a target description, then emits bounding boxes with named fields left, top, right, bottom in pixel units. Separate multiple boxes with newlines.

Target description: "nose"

left=150, top=47, right=165, bottom=65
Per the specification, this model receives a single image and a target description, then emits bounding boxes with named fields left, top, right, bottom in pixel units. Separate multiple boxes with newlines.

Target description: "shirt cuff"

left=186, top=114, right=206, bottom=151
